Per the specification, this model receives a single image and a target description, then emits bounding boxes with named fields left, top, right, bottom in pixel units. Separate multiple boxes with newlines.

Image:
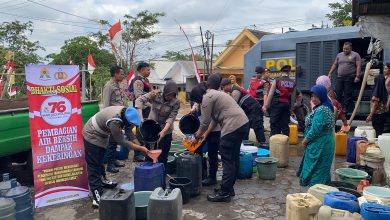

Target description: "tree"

left=326, top=0, right=352, bottom=27
left=47, top=36, right=116, bottom=100
left=162, top=50, right=203, bottom=61
left=121, top=10, right=165, bottom=69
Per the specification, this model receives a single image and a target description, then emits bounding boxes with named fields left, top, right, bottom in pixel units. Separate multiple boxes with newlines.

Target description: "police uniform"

left=191, top=88, right=249, bottom=202
left=83, top=106, right=139, bottom=208
left=266, top=66, right=296, bottom=136
left=130, top=75, right=152, bottom=118
left=230, top=84, right=266, bottom=143
left=102, top=78, right=126, bottom=172
left=135, top=81, right=180, bottom=166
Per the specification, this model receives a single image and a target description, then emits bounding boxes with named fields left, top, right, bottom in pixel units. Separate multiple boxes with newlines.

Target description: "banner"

left=26, top=65, right=89, bottom=208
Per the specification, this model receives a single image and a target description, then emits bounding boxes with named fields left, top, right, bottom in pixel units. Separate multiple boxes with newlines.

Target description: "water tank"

left=3, top=183, right=33, bottom=220
left=99, top=188, right=135, bottom=220
left=176, top=152, right=202, bottom=197
left=148, top=187, right=182, bottom=220
left=134, top=162, right=166, bottom=192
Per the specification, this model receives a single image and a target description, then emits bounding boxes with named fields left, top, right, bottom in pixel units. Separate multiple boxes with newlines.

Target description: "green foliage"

left=326, top=0, right=352, bottom=27
left=162, top=50, right=204, bottom=61
left=47, top=36, right=116, bottom=100
left=122, top=10, right=165, bottom=69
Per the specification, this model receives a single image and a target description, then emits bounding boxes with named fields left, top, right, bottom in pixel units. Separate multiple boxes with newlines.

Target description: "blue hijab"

left=311, top=85, right=334, bottom=111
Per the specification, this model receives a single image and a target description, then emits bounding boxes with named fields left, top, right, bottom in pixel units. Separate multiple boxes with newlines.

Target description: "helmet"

left=125, top=107, right=141, bottom=126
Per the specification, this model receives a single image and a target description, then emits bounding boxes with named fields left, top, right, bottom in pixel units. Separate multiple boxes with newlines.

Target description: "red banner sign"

left=26, top=65, right=88, bottom=208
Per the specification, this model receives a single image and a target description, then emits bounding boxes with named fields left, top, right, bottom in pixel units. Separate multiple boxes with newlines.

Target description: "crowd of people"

left=81, top=43, right=390, bottom=207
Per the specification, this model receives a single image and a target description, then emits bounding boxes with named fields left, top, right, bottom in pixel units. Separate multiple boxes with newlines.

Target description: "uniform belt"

left=91, top=115, right=110, bottom=136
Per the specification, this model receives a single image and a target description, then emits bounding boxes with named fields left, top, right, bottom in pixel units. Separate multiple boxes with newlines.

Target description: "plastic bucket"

left=363, top=186, right=390, bottom=205
left=335, top=168, right=368, bottom=186
left=169, top=177, right=192, bottom=204
left=137, top=119, right=161, bottom=143
left=241, top=145, right=258, bottom=173
left=179, top=114, right=200, bottom=134
left=349, top=165, right=374, bottom=183
left=134, top=191, right=152, bottom=220
left=255, top=157, right=278, bottom=180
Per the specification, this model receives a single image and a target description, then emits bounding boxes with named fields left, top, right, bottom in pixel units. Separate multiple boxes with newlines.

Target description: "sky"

left=0, top=0, right=338, bottom=62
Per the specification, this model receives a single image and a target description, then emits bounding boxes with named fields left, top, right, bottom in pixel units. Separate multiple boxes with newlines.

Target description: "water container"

left=99, top=189, right=135, bottom=220
left=308, top=184, right=339, bottom=204
left=363, top=186, right=390, bottom=206
left=238, top=151, right=253, bottom=179
left=134, top=162, right=166, bottom=192
left=148, top=187, right=182, bottom=220
left=0, top=174, right=20, bottom=197
left=255, top=157, right=278, bottom=180
left=347, top=137, right=367, bottom=163
left=269, top=134, right=289, bottom=168
left=360, top=153, right=385, bottom=185
left=360, top=203, right=390, bottom=220
left=335, top=168, right=369, bottom=186
left=137, top=119, right=161, bottom=144
left=0, top=198, right=15, bottom=220
left=134, top=191, right=152, bottom=220
left=166, top=155, right=176, bottom=175
left=289, top=124, right=298, bottom=145
left=285, top=193, right=322, bottom=220
left=355, top=139, right=370, bottom=164
left=176, top=152, right=202, bottom=197
left=385, top=162, right=390, bottom=186
left=335, top=133, right=347, bottom=156
left=169, top=177, right=192, bottom=204
left=241, top=145, right=257, bottom=173
left=323, top=192, right=359, bottom=213
left=317, top=205, right=362, bottom=220
left=378, top=134, right=390, bottom=162
left=179, top=114, right=200, bottom=134
left=348, top=165, right=374, bottom=183
left=3, top=182, right=33, bottom=220
left=354, top=126, right=376, bottom=139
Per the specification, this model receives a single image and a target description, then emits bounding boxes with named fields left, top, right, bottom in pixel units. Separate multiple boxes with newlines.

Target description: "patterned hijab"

left=310, top=85, right=334, bottom=111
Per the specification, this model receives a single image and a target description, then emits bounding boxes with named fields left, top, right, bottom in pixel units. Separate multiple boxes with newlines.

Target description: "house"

left=213, top=28, right=270, bottom=86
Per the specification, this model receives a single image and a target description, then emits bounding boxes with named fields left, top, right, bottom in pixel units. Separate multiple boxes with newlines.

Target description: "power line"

left=26, top=0, right=100, bottom=24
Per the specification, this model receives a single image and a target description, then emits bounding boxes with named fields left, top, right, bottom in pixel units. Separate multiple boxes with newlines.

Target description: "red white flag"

left=87, top=52, right=96, bottom=74
left=8, top=87, right=16, bottom=96
left=179, top=26, right=201, bottom=83
left=108, top=21, right=122, bottom=54
left=127, top=69, right=135, bottom=85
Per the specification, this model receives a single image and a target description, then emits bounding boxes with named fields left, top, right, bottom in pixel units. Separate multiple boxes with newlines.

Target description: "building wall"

left=220, top=38, right=254, bottom=68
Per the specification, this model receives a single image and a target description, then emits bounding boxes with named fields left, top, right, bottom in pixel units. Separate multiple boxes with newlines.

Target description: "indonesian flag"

left=127, top=69, right=135, bottom=85
left=108, top=21, right=122, bottom=54
left=8, top=87, right=16, bottom=96
left=87, top=52, right=96, bottom=74
left=179, top=26, right=201, bottom=83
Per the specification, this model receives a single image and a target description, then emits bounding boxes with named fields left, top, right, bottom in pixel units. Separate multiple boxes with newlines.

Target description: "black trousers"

left=219, top=123, right=249, bottom=192
left=106, top=135, right=117, bottom=166
left=372, top=113, right=387, bottom=137
left=195, top=131, right=221, bottom=179
left=336, top=75, right=355, bottom=113
left=84, top=139, right=106, bottom=192
left=270, top=103, right=291, bottom=136
left=247, top=109, right=266, bottom=143
left=157, top=133, right=172, bottom=167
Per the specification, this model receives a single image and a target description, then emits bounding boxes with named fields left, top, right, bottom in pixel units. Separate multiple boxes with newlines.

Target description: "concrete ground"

left=31, top=103, right=351, bottom=220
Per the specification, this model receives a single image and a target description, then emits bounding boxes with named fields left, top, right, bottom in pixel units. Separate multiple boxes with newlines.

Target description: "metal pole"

left=200, top=26, right=208, bottom=81
left=89, top=73, right=92, bottom=101
left=81, top=64, right=86, bottom=102
left=210, top=33, right=214, bottom=75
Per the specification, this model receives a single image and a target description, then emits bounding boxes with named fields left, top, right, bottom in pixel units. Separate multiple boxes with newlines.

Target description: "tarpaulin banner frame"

left=26, top=65, right=89, bottom=208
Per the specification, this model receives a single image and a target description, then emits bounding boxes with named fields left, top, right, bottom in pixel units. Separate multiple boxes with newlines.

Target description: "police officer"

left=221, top=78, right=266, bottom=145
left=191, top=74, right=222, bottom=186
left=83, top=106, right=148, bottom=208
left=102, top=65, right=126, bottom=173
left=135, top=80, right=180, bottom=166
left=263, top=65, right=297, bottom=136
left=190, top=83, right=249, bottom=203
left=128, top=62, right=152, bottom=161
left=248, top=66, right=270, bottom=107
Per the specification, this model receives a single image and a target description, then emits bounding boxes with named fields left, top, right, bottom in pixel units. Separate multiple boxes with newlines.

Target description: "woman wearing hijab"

left=366, top=73, right=389, bottom=136
left=297, top=85, right=335, bottom=186
left=135, top=80, right=180, bottom=166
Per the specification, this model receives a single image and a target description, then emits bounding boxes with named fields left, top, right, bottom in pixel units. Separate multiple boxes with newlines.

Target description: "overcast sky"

left=0, top=0, right=338, bottom=62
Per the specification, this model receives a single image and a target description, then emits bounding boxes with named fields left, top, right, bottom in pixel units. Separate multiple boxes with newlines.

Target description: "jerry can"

left=270, top=134, right=289, bottom=168
left=147, top=187, right=182, bottom=220
left=335, top=133, right=347, bottom=156
left=99, top=189, right=135, bottom=220
left=286, top=193, right=322, bottom=220
left=308, top=184, right=339, bottom=204
left=289, top=124, right=298, bottom=145
left=317, top=205, right=362, bottom=220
